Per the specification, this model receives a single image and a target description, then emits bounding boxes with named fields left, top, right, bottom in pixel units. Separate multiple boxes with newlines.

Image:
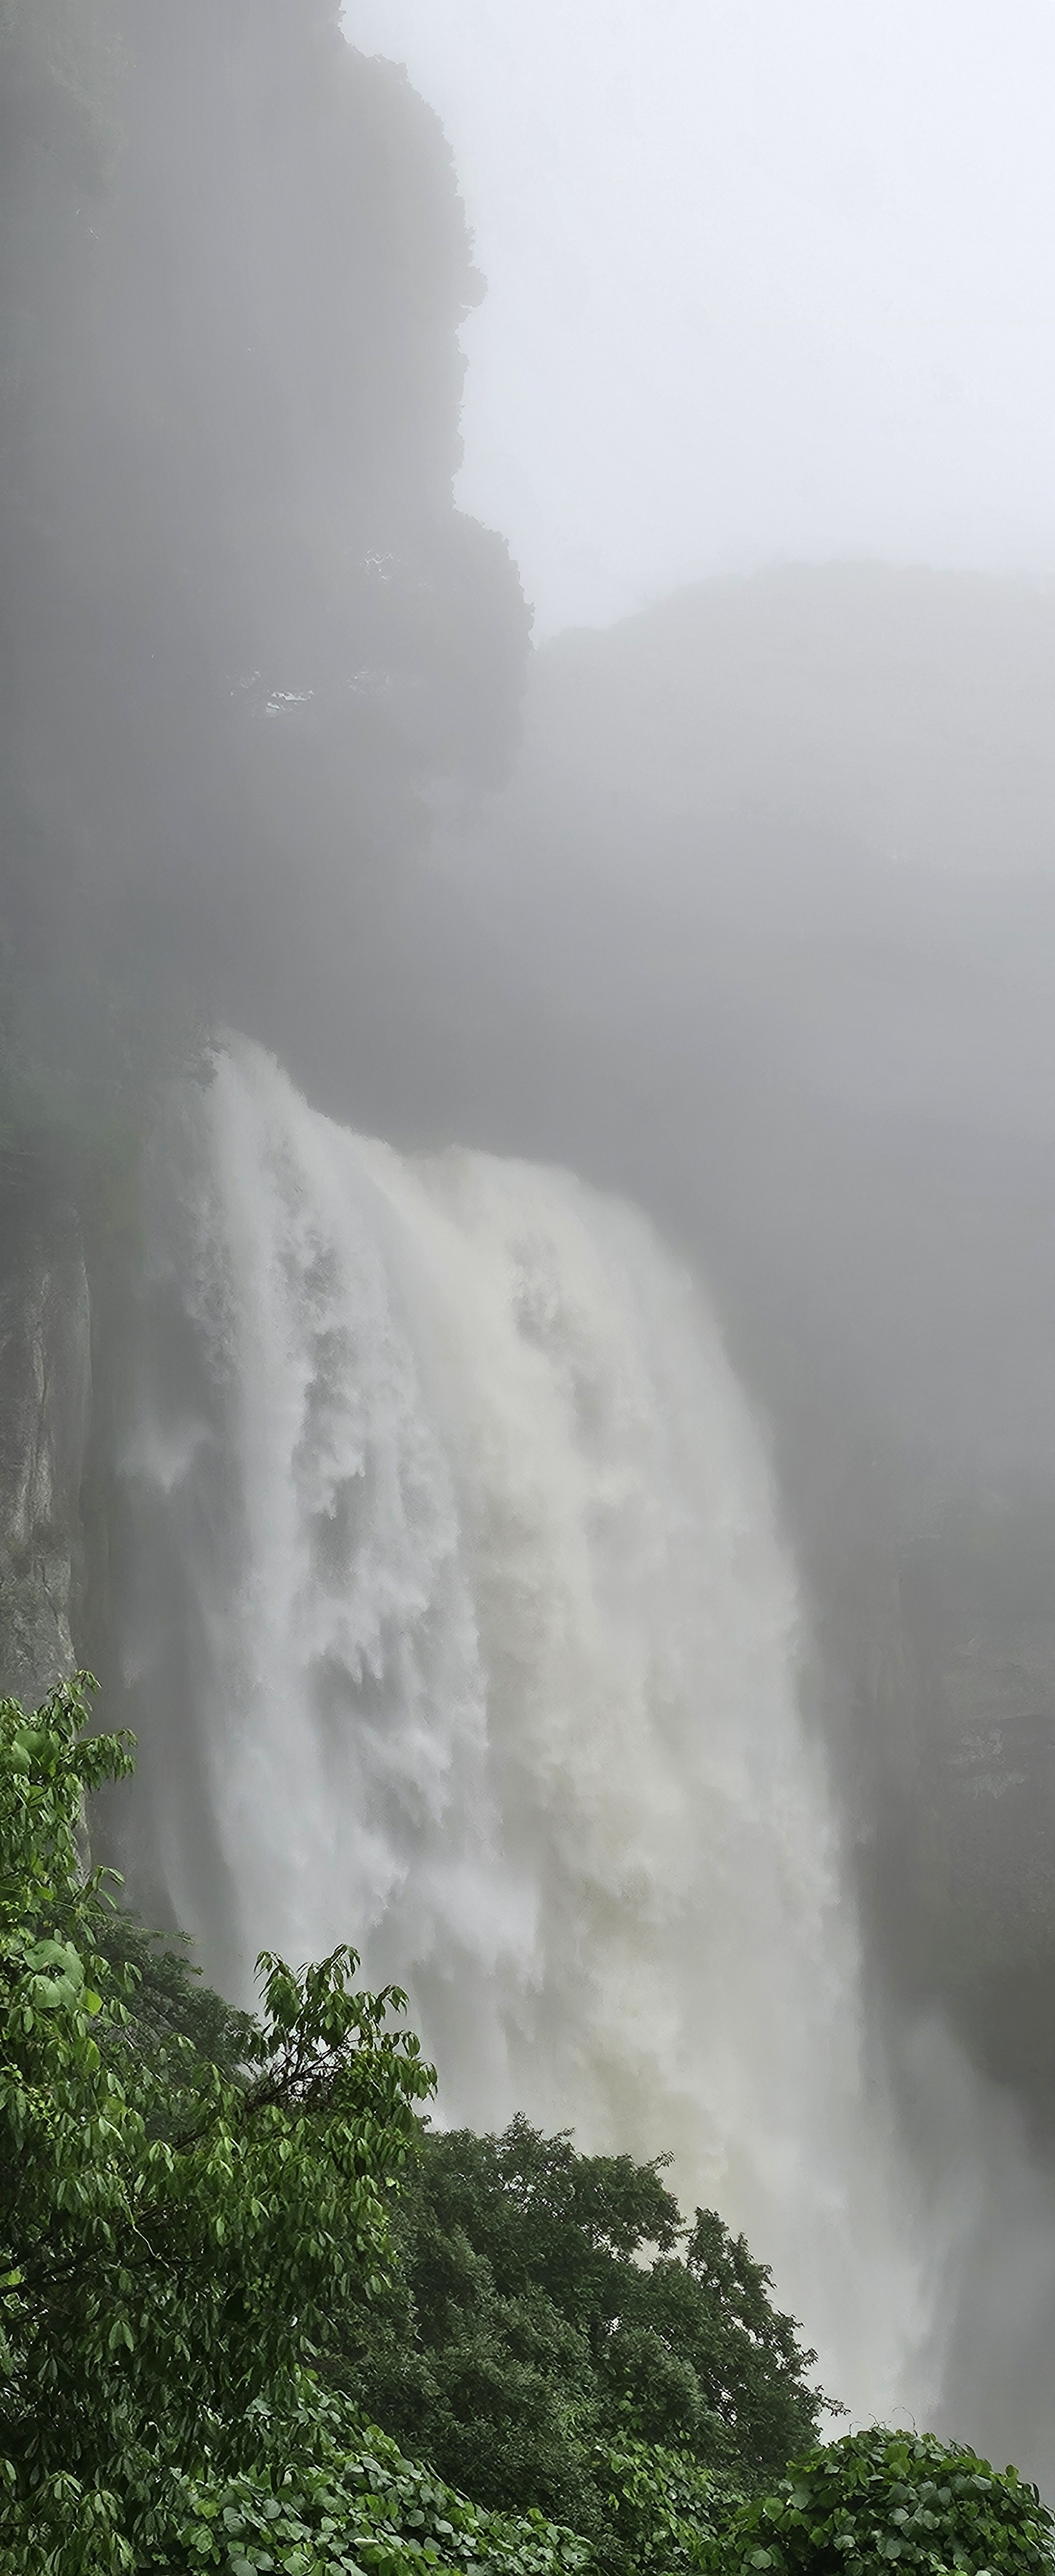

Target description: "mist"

left=6, top=0, right=1055, bottom=2501
left=349, top=1, right=1055, bottom=630
left=393, top=567, right=1055, bottom=2470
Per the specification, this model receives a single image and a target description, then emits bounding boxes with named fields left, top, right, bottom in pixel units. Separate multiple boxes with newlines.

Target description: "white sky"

left=345, top=2, right=1055, bottom=634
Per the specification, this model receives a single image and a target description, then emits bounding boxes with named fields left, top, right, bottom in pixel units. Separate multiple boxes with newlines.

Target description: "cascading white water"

left=113, top=1037, right=935, bottom=2422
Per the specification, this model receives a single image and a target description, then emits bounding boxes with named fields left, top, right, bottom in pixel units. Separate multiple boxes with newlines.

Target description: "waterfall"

left=111, top=1037, right=932, bottom=2421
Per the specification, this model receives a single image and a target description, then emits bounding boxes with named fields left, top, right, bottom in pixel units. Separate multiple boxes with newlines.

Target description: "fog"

left=327, top=563, right=1055, bottom=2092
left=238, top=550, right=1055, bottom=2461
left=7, top=0, right=1055, bottom=2488
left=349, top=0, right=1055, bottom=629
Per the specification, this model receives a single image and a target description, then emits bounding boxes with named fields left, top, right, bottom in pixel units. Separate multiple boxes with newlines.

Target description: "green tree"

left=336, top=2117, right=824, bottom=2554
left=708, top=2426, right=1055, bottom=2575
left=0, top=1674, right=435, bottom=2570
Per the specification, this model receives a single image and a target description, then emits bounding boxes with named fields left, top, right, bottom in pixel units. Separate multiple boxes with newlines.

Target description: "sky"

left=345, top=1, right=1055, bottom=634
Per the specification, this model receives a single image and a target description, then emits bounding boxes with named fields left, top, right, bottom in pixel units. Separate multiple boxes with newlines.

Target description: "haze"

left=348, top=0, right=1055, bottom=630
left=9, top=0, right=1055, bottom=2494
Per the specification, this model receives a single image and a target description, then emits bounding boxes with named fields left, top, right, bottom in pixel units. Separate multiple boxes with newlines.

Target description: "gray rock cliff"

left=0, top=1208, right=91, bottom=1707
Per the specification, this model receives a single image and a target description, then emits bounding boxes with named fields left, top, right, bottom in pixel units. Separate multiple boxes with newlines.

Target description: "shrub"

left=164, top=2375, right=594, bottom=2576
left=708, top=2425, right=1055, bottom=2575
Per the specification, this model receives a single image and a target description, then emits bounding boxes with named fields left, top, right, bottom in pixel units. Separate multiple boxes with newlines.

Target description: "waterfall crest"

left=111, top=1038, right=929, bottom=2419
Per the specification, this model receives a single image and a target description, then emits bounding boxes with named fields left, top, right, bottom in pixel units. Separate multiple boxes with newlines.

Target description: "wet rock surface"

left=0, top=1206, right=91, bottom=1707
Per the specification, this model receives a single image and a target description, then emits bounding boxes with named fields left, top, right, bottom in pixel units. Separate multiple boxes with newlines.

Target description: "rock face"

left=0, top=1208, right=91, bottom=1708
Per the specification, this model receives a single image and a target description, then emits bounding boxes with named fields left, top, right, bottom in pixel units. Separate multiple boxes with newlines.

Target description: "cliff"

left=0, top=1205, right=91, bottom=1706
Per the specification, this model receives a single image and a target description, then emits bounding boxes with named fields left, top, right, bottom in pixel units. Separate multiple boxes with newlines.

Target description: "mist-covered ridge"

left=0, top=0, right=530, bottom=1188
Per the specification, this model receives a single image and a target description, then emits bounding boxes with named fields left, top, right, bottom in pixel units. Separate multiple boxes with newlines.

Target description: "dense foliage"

left=164, top=2378, right=594, bottom=2576
left=709, top=2427, right=1055, bottom=2575
left=338, top=2121, right=821, bottom=2541
left=0, top=1676, right=434, bottom=2570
